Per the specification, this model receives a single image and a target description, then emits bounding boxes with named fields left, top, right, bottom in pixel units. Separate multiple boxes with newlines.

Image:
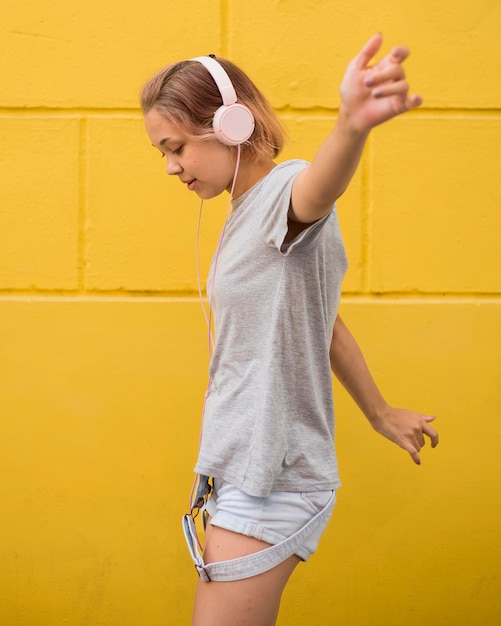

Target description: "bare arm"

left=291, top=33, right=422, bottom=224
left=330, top=315, right=439, bottom=464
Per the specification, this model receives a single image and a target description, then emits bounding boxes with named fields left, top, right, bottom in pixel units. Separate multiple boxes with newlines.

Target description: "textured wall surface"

left=1, top=1, right=500, bottom=624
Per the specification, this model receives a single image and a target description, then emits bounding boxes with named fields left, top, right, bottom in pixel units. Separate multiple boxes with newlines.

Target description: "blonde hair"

left=140, top=56, right=286, bottom=160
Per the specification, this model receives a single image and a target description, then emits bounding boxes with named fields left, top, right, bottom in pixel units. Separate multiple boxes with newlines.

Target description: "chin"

left=197, top=189, right=224, bottom=200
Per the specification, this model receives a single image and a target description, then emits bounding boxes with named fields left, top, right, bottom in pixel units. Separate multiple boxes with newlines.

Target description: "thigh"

left=191, top=523, right=300, bottom=626
left=207, top=479, right=335, bottom=560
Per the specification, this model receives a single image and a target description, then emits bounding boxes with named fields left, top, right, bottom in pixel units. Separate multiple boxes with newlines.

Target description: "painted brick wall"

left=1, top=1, right=500, bottom=624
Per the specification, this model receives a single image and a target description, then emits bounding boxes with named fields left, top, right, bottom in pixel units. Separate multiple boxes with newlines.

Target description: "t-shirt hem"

left=194, top=463, right=342, bottom=498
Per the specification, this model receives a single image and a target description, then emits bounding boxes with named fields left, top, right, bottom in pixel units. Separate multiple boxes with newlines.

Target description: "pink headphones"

left=190, top=56, right=255, bottom=146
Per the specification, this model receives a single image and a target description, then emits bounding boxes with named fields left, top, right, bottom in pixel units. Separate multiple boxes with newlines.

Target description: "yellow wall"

left=1, top=1, right=500, bottom=624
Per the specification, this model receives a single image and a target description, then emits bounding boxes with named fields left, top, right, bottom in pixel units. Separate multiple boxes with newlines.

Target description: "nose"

left=166, top=157, right=182, bottom=176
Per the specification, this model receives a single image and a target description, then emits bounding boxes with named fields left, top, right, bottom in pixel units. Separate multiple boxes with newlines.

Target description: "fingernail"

left=365, top=76, right=374, bottom=87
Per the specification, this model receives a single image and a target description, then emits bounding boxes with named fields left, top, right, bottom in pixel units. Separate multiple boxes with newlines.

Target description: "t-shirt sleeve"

left=259, top=160, right=335, bottom=256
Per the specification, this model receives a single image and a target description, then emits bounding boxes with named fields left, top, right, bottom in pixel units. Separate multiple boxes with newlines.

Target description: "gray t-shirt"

left=194, top=159, right=348, bottom=497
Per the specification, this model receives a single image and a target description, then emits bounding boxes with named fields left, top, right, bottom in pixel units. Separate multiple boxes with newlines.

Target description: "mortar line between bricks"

left=360, top=135, right=372, bottom=293
left=1, top=108, right=500, bottom=118
left=220, top=0, right=230, bottom=58
left=0, top=292, right=499, bottom=304
left=77, top=117, right=88, bottom=292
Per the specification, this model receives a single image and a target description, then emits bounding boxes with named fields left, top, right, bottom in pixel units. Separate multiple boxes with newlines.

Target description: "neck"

left=228, top=157, right=276, bottom=199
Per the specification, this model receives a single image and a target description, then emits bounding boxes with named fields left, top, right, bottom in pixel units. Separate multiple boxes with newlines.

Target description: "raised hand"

left=339, top=33, right=422, bottom=133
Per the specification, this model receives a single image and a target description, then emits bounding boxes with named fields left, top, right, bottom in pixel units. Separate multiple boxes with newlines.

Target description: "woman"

left=141, top=34, right=439, bottom=626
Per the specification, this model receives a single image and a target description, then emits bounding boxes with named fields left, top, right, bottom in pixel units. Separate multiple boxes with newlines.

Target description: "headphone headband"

left=190, top=56, right=237, bottom=106
left=189, top=55, right=255, bottom=146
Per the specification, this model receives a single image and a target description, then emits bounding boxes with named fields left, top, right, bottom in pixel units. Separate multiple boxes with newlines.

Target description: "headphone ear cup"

left=213, top=103, right=255, bottom=146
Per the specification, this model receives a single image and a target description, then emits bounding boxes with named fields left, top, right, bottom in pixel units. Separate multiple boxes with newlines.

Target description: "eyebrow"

left=159, top=137, right=171, bottom=148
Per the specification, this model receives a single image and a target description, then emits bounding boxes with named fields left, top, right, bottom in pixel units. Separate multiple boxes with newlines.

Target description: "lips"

left=181, top=178, right=196, bottom=191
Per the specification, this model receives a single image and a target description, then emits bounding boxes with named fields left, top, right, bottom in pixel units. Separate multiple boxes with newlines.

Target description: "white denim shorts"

left=205, top=478, right=336, bottom=562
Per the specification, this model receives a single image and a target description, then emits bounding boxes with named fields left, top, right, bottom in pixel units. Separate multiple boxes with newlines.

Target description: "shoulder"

left=259, top=159, right=310, bottom=195
left=273, top=159, right=310, bottom=177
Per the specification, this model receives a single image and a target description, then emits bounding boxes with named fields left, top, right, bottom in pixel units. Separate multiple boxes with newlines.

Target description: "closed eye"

left=154, top=143, right=183, bottom=158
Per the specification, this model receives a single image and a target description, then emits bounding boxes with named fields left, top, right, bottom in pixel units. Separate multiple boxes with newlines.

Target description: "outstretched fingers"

left=354, top=33, right=384, bottom=70
left=374, top=88, right=422, bottom=113
left=349, top=35, right=423, bottom=117
left=355, top=36, right=409, bottom=72
left=364, top=47, right=421, bottom=107
left=389, top=45, right=410, bottom=64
